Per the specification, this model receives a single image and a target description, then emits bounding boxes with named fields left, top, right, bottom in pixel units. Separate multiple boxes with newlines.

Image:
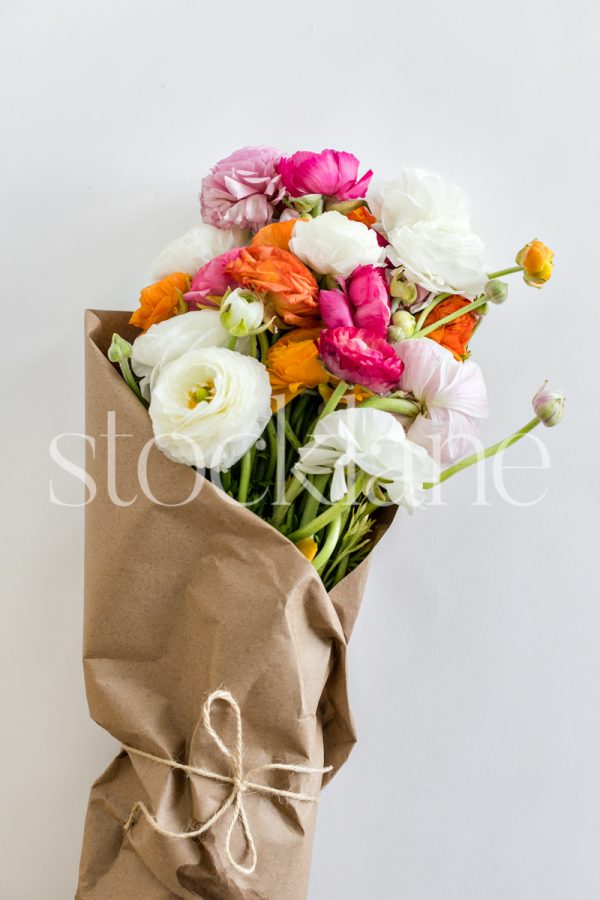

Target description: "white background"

left=1, top=1, right=599, bottom=897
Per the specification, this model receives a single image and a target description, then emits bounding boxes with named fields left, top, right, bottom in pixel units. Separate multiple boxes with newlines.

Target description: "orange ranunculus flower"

left=267, top=328, right=330, bottom=404
left=347, top=206, right=377, bottom=228
left=129, top=272, right=190, bottom=331
left=516, top=239, right=554, bottom=288
left=225, top=245, right=319, bottom=327
left=251, top=219, right=298, bottom=251
left=424, top=295, right=477, bottom=361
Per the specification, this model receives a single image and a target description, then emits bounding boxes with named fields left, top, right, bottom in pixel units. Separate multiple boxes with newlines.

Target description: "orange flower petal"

left=347, top=207, right=377, bottom=228
left=251, top=219, right=298, bottom=251
left=424, top=295, right=477, bottom=361
left=129, top=272, right=190, bottom=332
left=226, top=246, right=319, bottom=327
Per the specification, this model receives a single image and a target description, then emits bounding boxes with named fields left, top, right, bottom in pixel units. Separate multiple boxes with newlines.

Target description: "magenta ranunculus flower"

left=318, top=326, right=404, bottom=394
left=200, top=146, right=285, bottom=231
left=184, top=248, right=242, bottom=309
left=319, top=265, right=391, bottom=337
left=277, top=149, right=373, bottom=201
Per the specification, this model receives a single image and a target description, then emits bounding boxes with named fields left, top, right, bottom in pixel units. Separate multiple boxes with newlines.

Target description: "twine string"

left=122, top=689, right=331, bottom=876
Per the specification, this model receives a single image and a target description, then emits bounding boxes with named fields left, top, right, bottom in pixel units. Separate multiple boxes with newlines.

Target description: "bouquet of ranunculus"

left=77, top=146, right=564, bottom=900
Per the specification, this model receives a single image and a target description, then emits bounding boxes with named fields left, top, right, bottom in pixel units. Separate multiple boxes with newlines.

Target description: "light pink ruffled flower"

left=184, top=248, right=242, bottom=309
left=318, top=326, right=404, bottom=394
left=200, top=146, right=284, bottom=231
left=277, top=149, right=372, bottom=200
left=394, top=338, right=489, bottom=463
left=319, top=265, right=391, bottom=338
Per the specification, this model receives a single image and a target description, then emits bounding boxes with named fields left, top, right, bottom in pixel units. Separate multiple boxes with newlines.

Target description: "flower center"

left=187, top=381, right=215, bottom=409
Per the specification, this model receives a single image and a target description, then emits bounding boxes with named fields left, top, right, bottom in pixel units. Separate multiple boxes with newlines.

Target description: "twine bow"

left=123, top=690, right=331, bottom=876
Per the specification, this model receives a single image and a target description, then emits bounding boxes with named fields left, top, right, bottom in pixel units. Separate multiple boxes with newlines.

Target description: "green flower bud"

left=290, top=194, right=323, bottom=217
left=324, top=198, right=368, bottom=215
left=533, top=381, right=565, bottom=427
left=108, top=333, right=133, bottom=364
left=219, top=289, right=264, bottom=338
left=388, top=311, right=416, bottom=342
left=485, top=279, right=509, bottom=304
left=389, top=270, right=418, bottom=305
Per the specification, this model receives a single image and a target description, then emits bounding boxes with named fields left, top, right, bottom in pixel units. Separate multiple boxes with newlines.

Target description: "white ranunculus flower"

left=295, top=407, right=438, bottom=513
left=150, top=224, right=247, bottom=281
left=219, top=288, right=264, bottom=337
left=150, top=348, right=272, bottom=471
left=131, top=310, right=231, bottom=401
left=289, top=211, right=385, bottom=278
left=368, top=168, right=488, bottom=298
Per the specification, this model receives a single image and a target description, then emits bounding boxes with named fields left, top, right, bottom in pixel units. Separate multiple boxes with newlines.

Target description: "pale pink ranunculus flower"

left=394, top=338, right=489, bottom=464
left=200, top=146, right=285, bottom=231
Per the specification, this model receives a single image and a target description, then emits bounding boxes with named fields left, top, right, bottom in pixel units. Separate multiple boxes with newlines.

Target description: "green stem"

left=237, top=446, right=254, bottom=504
left=288, top=472, right=369, bottom=543
left=319, top=380, right=348, bottom=419
left=227, top=335, right=237, bottom=351
left=265, top=418, right=278, bottom=484
left=413, top=296, right=488, bottom=339
left=415, top=292, right=450, bottom=332
left=119, top=358, right=144, bottom=402
left=334, top=554, right=349, bottom=583
left=313, top=514, right=343, bottom=573
left=305, top=380, right=349, bottom=441
left=271, top=473, right=306, bottom=527
left=358, top=396, right=421, bottom=416
left=299, top=473, right=330, bottom=527
left=426, top=417, right=541, bottom=487
left=284, top=416, right=301, bottom=451
left=249, top=334, right=257, bottom=358
left=487, top=265, right=522, bottom=279
left=258, top=331, right=269, bottom=364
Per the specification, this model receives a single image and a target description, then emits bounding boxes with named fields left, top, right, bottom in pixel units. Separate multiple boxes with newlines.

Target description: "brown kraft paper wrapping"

left=77, top=310, right=395, bottom=900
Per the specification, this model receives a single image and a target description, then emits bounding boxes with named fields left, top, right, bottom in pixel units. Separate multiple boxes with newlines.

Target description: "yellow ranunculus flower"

left=516, top=240, right=554, bottom=288
left=295, top=537, right=318, bottom=562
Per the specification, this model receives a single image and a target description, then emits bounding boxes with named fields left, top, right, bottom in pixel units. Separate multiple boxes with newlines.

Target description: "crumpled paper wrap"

left=77, top=310, right=395, bottom=900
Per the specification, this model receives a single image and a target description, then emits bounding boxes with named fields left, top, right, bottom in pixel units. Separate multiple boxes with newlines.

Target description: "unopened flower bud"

left=325, top=198, right=368, bottom=216
left=388, top=310, right=416, bottom=342
left=533, top=381, right=565, bottom=427
left=219, top=288, right=264, bottom=337
left=291, top=194, right=323, bottom=217
left=389, top=270, right=418, bottom=305
left=516, top=240, right=554, bottom=288
left=108, top=333, right=133, bottom=363
left=485, top=279, right=509, bottom=304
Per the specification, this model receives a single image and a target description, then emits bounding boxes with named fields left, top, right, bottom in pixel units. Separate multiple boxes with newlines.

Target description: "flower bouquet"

left=77, top=147, right=563, bottom=899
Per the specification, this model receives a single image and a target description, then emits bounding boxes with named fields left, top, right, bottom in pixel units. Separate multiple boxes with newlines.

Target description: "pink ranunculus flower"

left=318, top=326, right=404, bottom=394
left=277, top=149, right=373, bottom=200
left=184, top=248, right=242, bottom=309
left=319, top=265, right=391, bottom=338
left=394, top=338, right=489, bottom=464
left=200, top=146, right=285, bottom=231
